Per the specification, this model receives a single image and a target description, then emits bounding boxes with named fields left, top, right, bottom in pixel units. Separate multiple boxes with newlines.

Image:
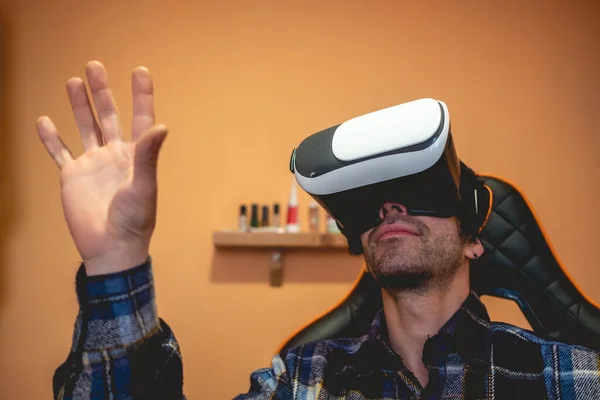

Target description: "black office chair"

left=278, top=175, right=600, bottom=356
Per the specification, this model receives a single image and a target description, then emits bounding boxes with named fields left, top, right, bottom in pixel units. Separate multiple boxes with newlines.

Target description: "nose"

left=379, top=202, right=409, bottom=220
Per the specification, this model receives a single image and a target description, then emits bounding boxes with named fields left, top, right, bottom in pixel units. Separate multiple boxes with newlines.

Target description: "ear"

left=465, top=237, right=484, bottom=261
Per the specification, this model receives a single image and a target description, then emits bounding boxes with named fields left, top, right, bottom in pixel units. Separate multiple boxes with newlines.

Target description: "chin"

left=376, top=240, right=419, bottom=259
left=378, top=261, right=427, bottom=277
left=371, top=255, right=426, bottom=278
left=375, top=236, right=416, bottom=251
left=372, top=268, right=434, bottom=293
left=367, top=248, right=430, bottom=287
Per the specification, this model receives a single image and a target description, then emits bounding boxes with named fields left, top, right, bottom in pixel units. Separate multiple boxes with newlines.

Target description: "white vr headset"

left=289, top=98, right=491, bottom=252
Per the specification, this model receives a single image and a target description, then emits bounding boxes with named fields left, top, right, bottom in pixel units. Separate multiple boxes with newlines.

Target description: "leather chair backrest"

left=278, top=176, right=600, bottom=355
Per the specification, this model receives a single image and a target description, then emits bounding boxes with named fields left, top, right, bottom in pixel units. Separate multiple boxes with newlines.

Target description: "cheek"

left=360, top=230, right=373, bottom=248
left=430, top=221, right=465, bottom=251
left=423, top=217, right=460, bottom=235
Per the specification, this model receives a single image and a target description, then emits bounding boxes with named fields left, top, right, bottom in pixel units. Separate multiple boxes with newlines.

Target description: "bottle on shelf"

left=273, top=203, right=281, bottom=228
left=261, top=205, right=270, bottom=227
left=308, top=200, right=320, bottom=232
left=285, top=179, right=299, bottom=233
left=250, top=203, right=259, bottom=228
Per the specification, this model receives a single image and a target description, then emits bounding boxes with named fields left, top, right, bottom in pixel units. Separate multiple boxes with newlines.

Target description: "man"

left=39, top=61, right=600, bottom=399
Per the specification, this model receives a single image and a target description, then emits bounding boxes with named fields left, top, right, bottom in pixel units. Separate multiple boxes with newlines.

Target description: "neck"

left=381, top=264, right=470, bottom=388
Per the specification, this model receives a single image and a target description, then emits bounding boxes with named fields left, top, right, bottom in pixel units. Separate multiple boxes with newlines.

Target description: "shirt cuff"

left=75, top=257, right=160, bottom=352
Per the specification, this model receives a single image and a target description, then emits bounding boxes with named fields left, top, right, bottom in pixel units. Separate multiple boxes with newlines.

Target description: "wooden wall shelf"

left=213, top=231, right=349, bottom=286
left=213, top=231, right=347, bottom=249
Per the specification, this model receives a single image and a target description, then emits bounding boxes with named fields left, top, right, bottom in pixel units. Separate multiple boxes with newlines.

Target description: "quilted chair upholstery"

left=278, top=176, right=600, bottom=355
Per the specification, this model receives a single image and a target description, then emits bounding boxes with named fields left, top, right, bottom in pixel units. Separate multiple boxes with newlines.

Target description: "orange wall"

left=0, top=0, right=599, bottom=398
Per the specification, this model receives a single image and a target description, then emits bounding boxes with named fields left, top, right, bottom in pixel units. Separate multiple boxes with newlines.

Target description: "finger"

left=132, top=124, right=168, bottom=195
left=85, top=61, right=123, bottom=143
left=131, top=66, right=155, bottom=141
left=66, top=77, right=103, bottom=150
left=36, top=116, right=74, bottom=168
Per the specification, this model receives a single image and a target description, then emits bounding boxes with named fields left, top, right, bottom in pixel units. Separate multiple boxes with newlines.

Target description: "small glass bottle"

left=239, top=205, right=248, bottom=232
left=308, top=200, right=320, bottom=232
left=272, top=203, right=281, bottom=228
left=326, top=214, right=340, bottom=233
left=250, top=204, right=259, bottom=228
left=261, top=205, right=269, bottom=227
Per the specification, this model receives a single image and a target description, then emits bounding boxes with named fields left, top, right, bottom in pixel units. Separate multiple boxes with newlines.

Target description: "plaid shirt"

left=54, top=259, right=600, bottom=399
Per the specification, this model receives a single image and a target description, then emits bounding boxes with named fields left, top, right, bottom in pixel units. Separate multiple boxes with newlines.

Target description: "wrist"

left=74, top=258, right=159, bottom=352
left=83, top=241, right=149, bottom=276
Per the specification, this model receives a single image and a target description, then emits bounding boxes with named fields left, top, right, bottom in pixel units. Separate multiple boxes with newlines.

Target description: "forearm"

left=54, top=258, right=184, bottom=399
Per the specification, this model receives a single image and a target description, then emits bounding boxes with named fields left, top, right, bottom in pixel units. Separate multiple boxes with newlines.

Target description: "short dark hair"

left=344, top=162, right=488, bottom=255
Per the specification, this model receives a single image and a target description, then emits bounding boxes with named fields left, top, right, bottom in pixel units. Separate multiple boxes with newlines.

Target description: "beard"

left=363, top=215, right=465, bottom=297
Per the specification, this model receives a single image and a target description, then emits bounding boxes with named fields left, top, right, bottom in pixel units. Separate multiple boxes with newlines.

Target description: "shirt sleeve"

left=53, top=258, right=185, bottom=400
left=233, top=353, right=295, bottom=399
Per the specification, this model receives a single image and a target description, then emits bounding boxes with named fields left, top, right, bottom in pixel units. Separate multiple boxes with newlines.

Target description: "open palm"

left=37, top=61, right=168, bottom=275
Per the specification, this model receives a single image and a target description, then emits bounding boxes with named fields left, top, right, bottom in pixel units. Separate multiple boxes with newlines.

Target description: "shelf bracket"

left=270, top=250, right=283, bottom=287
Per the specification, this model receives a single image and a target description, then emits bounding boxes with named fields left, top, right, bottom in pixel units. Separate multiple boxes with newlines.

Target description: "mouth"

left=374, top=223, right=420, bottom=243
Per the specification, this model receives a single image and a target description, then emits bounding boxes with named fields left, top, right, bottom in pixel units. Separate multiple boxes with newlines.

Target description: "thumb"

left=133, top=124, right=168, bottom=194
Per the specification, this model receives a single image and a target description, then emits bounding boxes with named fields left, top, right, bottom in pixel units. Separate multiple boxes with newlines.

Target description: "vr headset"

left=289, top=98, right=491, bottom=254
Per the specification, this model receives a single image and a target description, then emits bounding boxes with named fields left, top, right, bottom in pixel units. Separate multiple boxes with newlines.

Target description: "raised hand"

left=36, top=61, right=168, bottom=276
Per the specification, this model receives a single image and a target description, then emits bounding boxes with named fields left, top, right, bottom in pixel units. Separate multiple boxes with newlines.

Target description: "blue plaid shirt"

left=54, top=258, right=600, bottom=399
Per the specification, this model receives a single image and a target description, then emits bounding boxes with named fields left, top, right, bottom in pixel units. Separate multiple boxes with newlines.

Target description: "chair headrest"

left=278, top=176, right=600, bottom=356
